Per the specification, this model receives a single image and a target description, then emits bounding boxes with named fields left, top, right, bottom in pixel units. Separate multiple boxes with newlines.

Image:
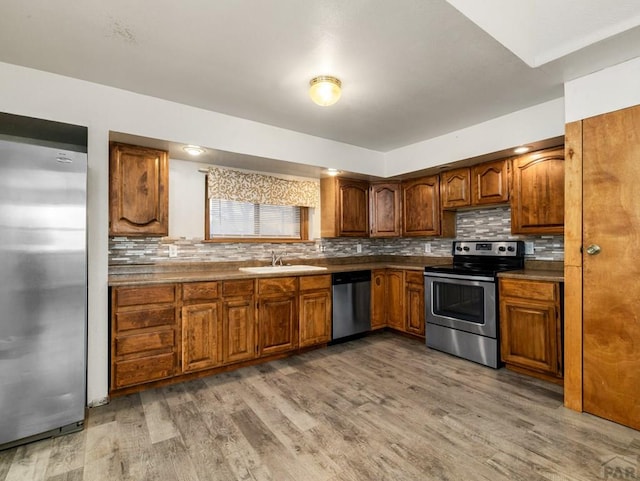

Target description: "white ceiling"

left=0, top=1, right=639, bottom=152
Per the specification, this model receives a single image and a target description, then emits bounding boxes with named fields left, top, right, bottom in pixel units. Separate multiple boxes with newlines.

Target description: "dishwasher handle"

left=332, top=270, right=372, bottom=285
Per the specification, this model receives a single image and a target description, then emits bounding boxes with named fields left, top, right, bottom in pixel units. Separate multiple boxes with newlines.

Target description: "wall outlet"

left=424, top=243, right=431, bottom=254
left=524, top=241, right=535, bottom=255
left=168, top=244, right=178, bottom=258
left=356, top=244, right=362, bottom=253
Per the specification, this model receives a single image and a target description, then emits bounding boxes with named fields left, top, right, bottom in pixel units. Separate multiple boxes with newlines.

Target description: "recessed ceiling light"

left=514, top=146, right=531, bottom=154
left=326, top=168, right=340, bottom=176
left=183, top=145, right=205, bottom=156
left=309, top=76, right=342, bottom=107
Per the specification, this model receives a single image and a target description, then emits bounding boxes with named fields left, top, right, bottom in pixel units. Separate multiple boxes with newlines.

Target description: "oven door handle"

left=423, top=272, right=495, bottom=283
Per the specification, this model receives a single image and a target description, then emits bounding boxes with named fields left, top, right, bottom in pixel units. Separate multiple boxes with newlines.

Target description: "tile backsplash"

left=109, top=206, right=563, bottom=264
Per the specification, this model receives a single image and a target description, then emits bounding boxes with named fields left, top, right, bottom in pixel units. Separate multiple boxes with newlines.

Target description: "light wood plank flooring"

left=1, top=332, right=638, bottom=480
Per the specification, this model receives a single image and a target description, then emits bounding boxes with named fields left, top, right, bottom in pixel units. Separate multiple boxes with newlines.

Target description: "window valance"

left=206, top=166, right=320, bottom=208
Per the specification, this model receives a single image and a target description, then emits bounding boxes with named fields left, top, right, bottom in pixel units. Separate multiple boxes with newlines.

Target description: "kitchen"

left=1, top=1, right=640, bottom=479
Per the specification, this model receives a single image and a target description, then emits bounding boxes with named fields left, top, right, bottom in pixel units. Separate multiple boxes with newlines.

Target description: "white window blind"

left=208, top=198, right=301, bottom=239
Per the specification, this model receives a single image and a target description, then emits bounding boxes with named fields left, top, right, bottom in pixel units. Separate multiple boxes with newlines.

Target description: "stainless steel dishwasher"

left=331, top=270, right=371, bottom=340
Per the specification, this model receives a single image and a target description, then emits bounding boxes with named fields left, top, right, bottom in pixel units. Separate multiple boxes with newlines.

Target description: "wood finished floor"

left=1, top=332, right=638, bottom=481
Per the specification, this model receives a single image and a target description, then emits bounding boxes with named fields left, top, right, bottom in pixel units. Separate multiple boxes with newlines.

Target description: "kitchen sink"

left=239, top=265, right=328, bottom=274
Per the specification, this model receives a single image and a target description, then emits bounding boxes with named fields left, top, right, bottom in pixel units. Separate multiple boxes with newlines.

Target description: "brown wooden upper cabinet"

left=472, top=159, right=510, bottom=205
left=109, top=142, right=169, bottom=236
left=441, top=168, right=471, bottom=209
left=441, top=159, right=509, bottom=209
left=511, top=147, right=564, bottom=234
left=402, top=175, right=454, bottom=237
left=321, top=177, right=369, bottom=237
left=369, top=182, right=402, bottom=237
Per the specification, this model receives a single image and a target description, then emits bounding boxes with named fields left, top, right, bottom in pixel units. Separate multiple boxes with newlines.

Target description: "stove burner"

left=424, top=240, right=525, bottom=278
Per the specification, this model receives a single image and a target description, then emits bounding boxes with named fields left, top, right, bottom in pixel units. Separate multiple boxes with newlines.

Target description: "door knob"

left=586, top=244, right=601, bottom=255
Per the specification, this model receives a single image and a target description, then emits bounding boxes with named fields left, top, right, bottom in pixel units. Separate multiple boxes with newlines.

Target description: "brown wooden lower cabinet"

left=181, top=302, right=222, bottom=373
left=371, top=270, right=387, bottom=329
left=499, top=278, right=563, bottom=384
left=299, top=275, right=332, bottom=347
left=369, top=269, right=425, bottom=338
left=404, top=271, right=425, bottom=336
left=386, top=270, right=405, bottom=330
left=257, top=277, right=298, bottom=357
left=181, top=281, right=226, bottom=373
left=110, top=284, right=179, bottom=390
left=222, top=296, right=256, bottom=364
left=111, top=276, right=327, bottom=395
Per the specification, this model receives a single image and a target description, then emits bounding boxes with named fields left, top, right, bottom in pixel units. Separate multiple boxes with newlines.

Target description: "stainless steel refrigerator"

left=0, top=137, right=87, bottom=449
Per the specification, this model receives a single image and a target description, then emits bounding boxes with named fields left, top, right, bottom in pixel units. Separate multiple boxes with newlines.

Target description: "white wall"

left=384, top=98, right=565, bottom=177
left=168, top=159, right=207, bottom=239
left=565, top=56, right=640, bottom=122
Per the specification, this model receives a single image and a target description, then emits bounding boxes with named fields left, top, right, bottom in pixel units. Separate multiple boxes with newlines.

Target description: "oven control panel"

left=453, top=240, right=524, bottom=257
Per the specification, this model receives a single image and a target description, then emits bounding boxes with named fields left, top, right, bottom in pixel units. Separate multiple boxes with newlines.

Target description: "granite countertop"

left=497, top=269, right=564, bottom=282
left=108, top=256, right=451, bottom=286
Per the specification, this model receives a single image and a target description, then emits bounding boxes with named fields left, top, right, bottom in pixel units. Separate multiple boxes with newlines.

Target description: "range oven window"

left=433, top=281, right=485, bottom=324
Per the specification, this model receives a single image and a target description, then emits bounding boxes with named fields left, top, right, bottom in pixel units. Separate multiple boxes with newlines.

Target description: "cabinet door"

left=371, top=270, right=387, bottom=329
left=370, top=183, right=401, bottom=237
left=386, top=270, right=404, bottom=329
left=441, top=168, right=470, bottom=209
left=223, top=297, right=256, bottom=364
left=402, top=176, right=441, bottom=236
left=511, top=147, right=564, bottom=234
left=109, top=142, right=168, bottom=236
left=405, top=274, right=425, bottom=336
left=182, top=302, right=222, bottom=373
left=299, top=290, right=331, bottom=347
left=258, top=295, right=297, bottom=356
left=500, top=298, right=560, bottom=376
left=338, top=179, right=369, bottom=236
left=472, top=159, right=509, bottom=205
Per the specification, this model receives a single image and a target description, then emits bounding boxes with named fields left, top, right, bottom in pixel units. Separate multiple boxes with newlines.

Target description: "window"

left=206, top=198, right=308, bottom=241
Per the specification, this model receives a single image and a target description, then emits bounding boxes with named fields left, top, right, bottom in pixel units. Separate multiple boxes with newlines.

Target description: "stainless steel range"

left=423, top=240, right=524, bottom=368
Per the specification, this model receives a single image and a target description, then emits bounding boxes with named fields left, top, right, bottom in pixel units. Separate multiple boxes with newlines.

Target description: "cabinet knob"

left=586, top=244, right=601, bottom=256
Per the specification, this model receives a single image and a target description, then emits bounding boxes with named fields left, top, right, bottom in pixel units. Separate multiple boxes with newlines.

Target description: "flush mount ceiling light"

left=326, top=168, right=340, bottom=176
left=309, top=76, right=342, bottom=107
left=183, top=145, right=205, bottom=156
left=514, top=146, right=531, bottom=154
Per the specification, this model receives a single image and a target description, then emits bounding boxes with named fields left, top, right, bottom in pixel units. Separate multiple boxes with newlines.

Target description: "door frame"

left=563, top=121, right=583, bottom=411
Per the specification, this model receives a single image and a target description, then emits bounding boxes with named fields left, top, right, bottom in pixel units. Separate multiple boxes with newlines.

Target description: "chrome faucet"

left=271, top=250, right=283, bottom=266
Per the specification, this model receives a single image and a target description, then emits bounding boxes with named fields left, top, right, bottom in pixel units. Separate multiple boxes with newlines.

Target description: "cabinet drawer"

left=500, top=279, right=557, bottom=302
left=258, top=277, right=297, bottom=295
left=299, top=274, right=331, bottom=291
left=115, top=306, right=176, bottom=333
left=113, top=353, right=175, bottom=389
left=222, top=279, right=254, bottom=297
left=115, top=285, right=176, bottom=307
left=183, top=282, right=219, bottom=302
left=115, top=329, right=174, bottom=357
left=405, top=271, right=424, bottom=284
